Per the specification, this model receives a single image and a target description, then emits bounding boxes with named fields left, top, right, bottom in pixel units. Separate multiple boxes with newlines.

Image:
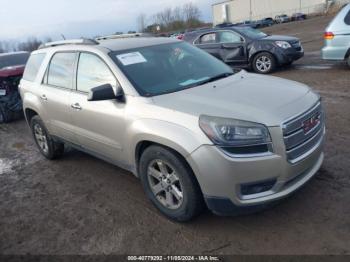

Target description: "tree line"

left=0, top=37, right=52, bottom=53
left=138, top=2, right=208, bottom=34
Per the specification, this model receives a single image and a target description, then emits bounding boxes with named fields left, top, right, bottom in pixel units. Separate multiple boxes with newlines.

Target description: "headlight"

left=275, top=41, right=292, bottom=49
left=199, top=115, right=271, bottom=147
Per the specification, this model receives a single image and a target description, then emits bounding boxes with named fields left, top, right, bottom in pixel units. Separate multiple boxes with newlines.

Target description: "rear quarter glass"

left=23, top=53, right=46, bottom=82
left=345, top=9, right=350, bottom=25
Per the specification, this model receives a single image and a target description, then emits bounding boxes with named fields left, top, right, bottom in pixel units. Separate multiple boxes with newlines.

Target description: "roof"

left=35, top=37, right=181, bottom=53
left=95, top=33, right=153, bottom=41
left=98, top=37, right=180, bottom=51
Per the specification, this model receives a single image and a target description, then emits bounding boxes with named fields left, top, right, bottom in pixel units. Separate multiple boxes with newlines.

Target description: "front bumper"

left=187, top=126, right=324, bottom=215
left=277, top=48, right=304, bottom=64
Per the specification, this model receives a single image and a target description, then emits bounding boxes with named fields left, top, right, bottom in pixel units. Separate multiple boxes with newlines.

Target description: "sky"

left=0, top=0, right=218, bottom=41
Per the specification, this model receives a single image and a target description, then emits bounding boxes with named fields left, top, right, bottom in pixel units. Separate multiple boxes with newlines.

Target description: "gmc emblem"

left=302, top=113, right=321, bottom=134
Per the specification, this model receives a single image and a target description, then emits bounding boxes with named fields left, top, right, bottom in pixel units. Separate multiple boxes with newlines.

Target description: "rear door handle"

left=40, top=94, right=47, bottom=101
left=71, top=103, right=82, bottom=110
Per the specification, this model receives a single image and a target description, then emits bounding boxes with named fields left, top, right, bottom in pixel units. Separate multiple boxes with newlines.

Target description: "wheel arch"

left=345, top=48, right=350, bottom=59
left=134, top=138, right=196, bottom=176
left=134, top=139, right=205, bottom=202
left=249, top=50, right=277, bottom=64
left=24, top=108, right=39, bottom=125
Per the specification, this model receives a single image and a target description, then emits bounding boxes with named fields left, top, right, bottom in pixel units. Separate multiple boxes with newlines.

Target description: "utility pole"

left=300, top=0, right=302, bottom=12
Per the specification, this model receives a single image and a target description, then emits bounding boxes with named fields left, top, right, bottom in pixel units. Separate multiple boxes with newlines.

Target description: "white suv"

left=20, top=37, right=325, bottom=221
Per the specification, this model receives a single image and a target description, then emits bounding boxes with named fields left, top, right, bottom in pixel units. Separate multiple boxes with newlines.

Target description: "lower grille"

left=282, top=101, right=324, bottom=163
left=291, top=41, right=302, bottom=51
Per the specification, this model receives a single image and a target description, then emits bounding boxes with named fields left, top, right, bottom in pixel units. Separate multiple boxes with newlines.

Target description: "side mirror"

left=87, top=84, right=125, bottom=102
left=115, top=86, right=126, bottom=103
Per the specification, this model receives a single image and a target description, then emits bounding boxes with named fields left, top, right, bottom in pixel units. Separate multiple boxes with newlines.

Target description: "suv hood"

left=262, top=35, right=299, bottom=42
left=151, top=71, right=319, bottom=126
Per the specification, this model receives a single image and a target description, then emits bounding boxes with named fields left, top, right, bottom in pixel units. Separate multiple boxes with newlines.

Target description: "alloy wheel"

left=256, top=55, right=272, bottom=73
left=147, top=159, right=183, bottom=210
left=33, top=123, right=49, bottom=154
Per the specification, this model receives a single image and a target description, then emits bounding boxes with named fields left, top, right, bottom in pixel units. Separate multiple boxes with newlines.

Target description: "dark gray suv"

left=183, top=26, right=304, bottom=74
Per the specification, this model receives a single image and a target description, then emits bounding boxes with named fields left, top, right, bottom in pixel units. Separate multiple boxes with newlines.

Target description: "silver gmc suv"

left=20, top=37, right=325, bottom=221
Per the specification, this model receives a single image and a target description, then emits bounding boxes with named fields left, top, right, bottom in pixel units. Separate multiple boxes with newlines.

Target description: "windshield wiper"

left=193, top=72, right=234, bottom=87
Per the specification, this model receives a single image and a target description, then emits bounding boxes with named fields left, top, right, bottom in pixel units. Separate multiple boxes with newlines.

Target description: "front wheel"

left=139, top=145, right=204, bottom=222
left=252, top=52, right=276, bottom=74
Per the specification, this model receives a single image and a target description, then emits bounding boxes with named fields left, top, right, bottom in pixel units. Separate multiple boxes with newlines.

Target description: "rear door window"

left=22, top=53, right=46, bottom=82
left=77, top=53, right=117, bottom=93
left=47, top=52, right=77, bottom=89
left=199, top=33, right=217, bottom=44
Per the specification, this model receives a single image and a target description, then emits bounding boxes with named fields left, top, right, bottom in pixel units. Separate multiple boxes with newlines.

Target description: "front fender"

left=248, top=42, right=284, bottom=62
left=125, top=118, right=210, bottom=174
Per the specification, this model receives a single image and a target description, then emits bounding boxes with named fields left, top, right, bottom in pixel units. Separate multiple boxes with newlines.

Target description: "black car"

left=183, top=26, right=304, bottom=74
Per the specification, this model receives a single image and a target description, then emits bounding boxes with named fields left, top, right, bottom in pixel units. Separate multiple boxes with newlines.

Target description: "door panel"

left=40, top=85, right=75, bottom=142
left=218, top=31, right=247, bottom=64
left=195, top=32, right=222, bottom=60
left=70, top=92, right=125, bottom=162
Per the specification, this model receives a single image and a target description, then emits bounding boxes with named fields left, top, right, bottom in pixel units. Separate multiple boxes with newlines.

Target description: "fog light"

left=241, top=179, right=276, bottom=196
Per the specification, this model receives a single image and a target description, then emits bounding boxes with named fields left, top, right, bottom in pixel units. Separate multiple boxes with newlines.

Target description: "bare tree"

left=183, top=2, right=201, bottom=27
left=137, top=13, right=147, bottom=33
left=16, top=37, right=43, bottom=52
left=145, top=2, right=205, bottom=34
left=161, top=8, right=173, bottom=26
left=172, top=6, right=183, bottom=22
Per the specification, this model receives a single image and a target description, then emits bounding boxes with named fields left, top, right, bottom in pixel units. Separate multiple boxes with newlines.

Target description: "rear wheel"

left=252, top=52, right=276, bottom=74
left=0, top=107, right=6, bottom=123
left=139, top=145, right=204, bottom=222
left=30, top=115, right=64, bottom=160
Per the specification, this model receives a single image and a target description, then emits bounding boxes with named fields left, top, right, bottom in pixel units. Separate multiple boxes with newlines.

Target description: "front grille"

left=282, top=102, right=324, bottom=163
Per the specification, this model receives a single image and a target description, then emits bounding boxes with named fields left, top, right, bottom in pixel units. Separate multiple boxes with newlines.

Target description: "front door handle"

left=40, top=94, right=47, bottom=101
left=71, top=103, right=82, bottom=110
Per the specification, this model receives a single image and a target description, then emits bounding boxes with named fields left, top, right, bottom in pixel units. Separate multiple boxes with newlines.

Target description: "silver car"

left=20, top=37, right=325, bottom=221
left=322, top=3, right=350, bottom=67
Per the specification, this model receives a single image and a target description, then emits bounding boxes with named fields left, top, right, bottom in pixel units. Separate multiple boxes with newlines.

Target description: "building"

left=212, top=0, right=349, bottom=25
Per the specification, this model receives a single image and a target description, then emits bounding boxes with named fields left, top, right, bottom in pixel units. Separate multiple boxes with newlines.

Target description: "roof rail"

left=38, top=38, right=99, bottom=49
left=95, top=33, right=152, bottom=41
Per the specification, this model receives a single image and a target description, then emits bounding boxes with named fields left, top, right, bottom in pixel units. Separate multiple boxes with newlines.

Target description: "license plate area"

left=0, top=89, right=6, bottom=96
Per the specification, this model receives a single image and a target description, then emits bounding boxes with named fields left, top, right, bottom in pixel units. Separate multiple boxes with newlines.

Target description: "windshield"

left=110, top=42, right=233, bottom=96
left=235, top=27, right=267, bottom=39
left=0, top=53, right=30, bottom=69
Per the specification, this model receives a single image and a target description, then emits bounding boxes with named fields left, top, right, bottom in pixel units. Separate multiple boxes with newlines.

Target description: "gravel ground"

left=0, top=15, right=349, bottom=255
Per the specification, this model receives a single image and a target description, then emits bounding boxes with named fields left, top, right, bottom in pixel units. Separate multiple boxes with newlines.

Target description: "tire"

left=0, top=107, right=6, bottom=123
left=139, top=145, right=204, bottom=222
left=30, top=115, right=64, bottom=160
left=252, top=52, right=276, bottom=74
left=347, top=56, right=350, bottom=68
